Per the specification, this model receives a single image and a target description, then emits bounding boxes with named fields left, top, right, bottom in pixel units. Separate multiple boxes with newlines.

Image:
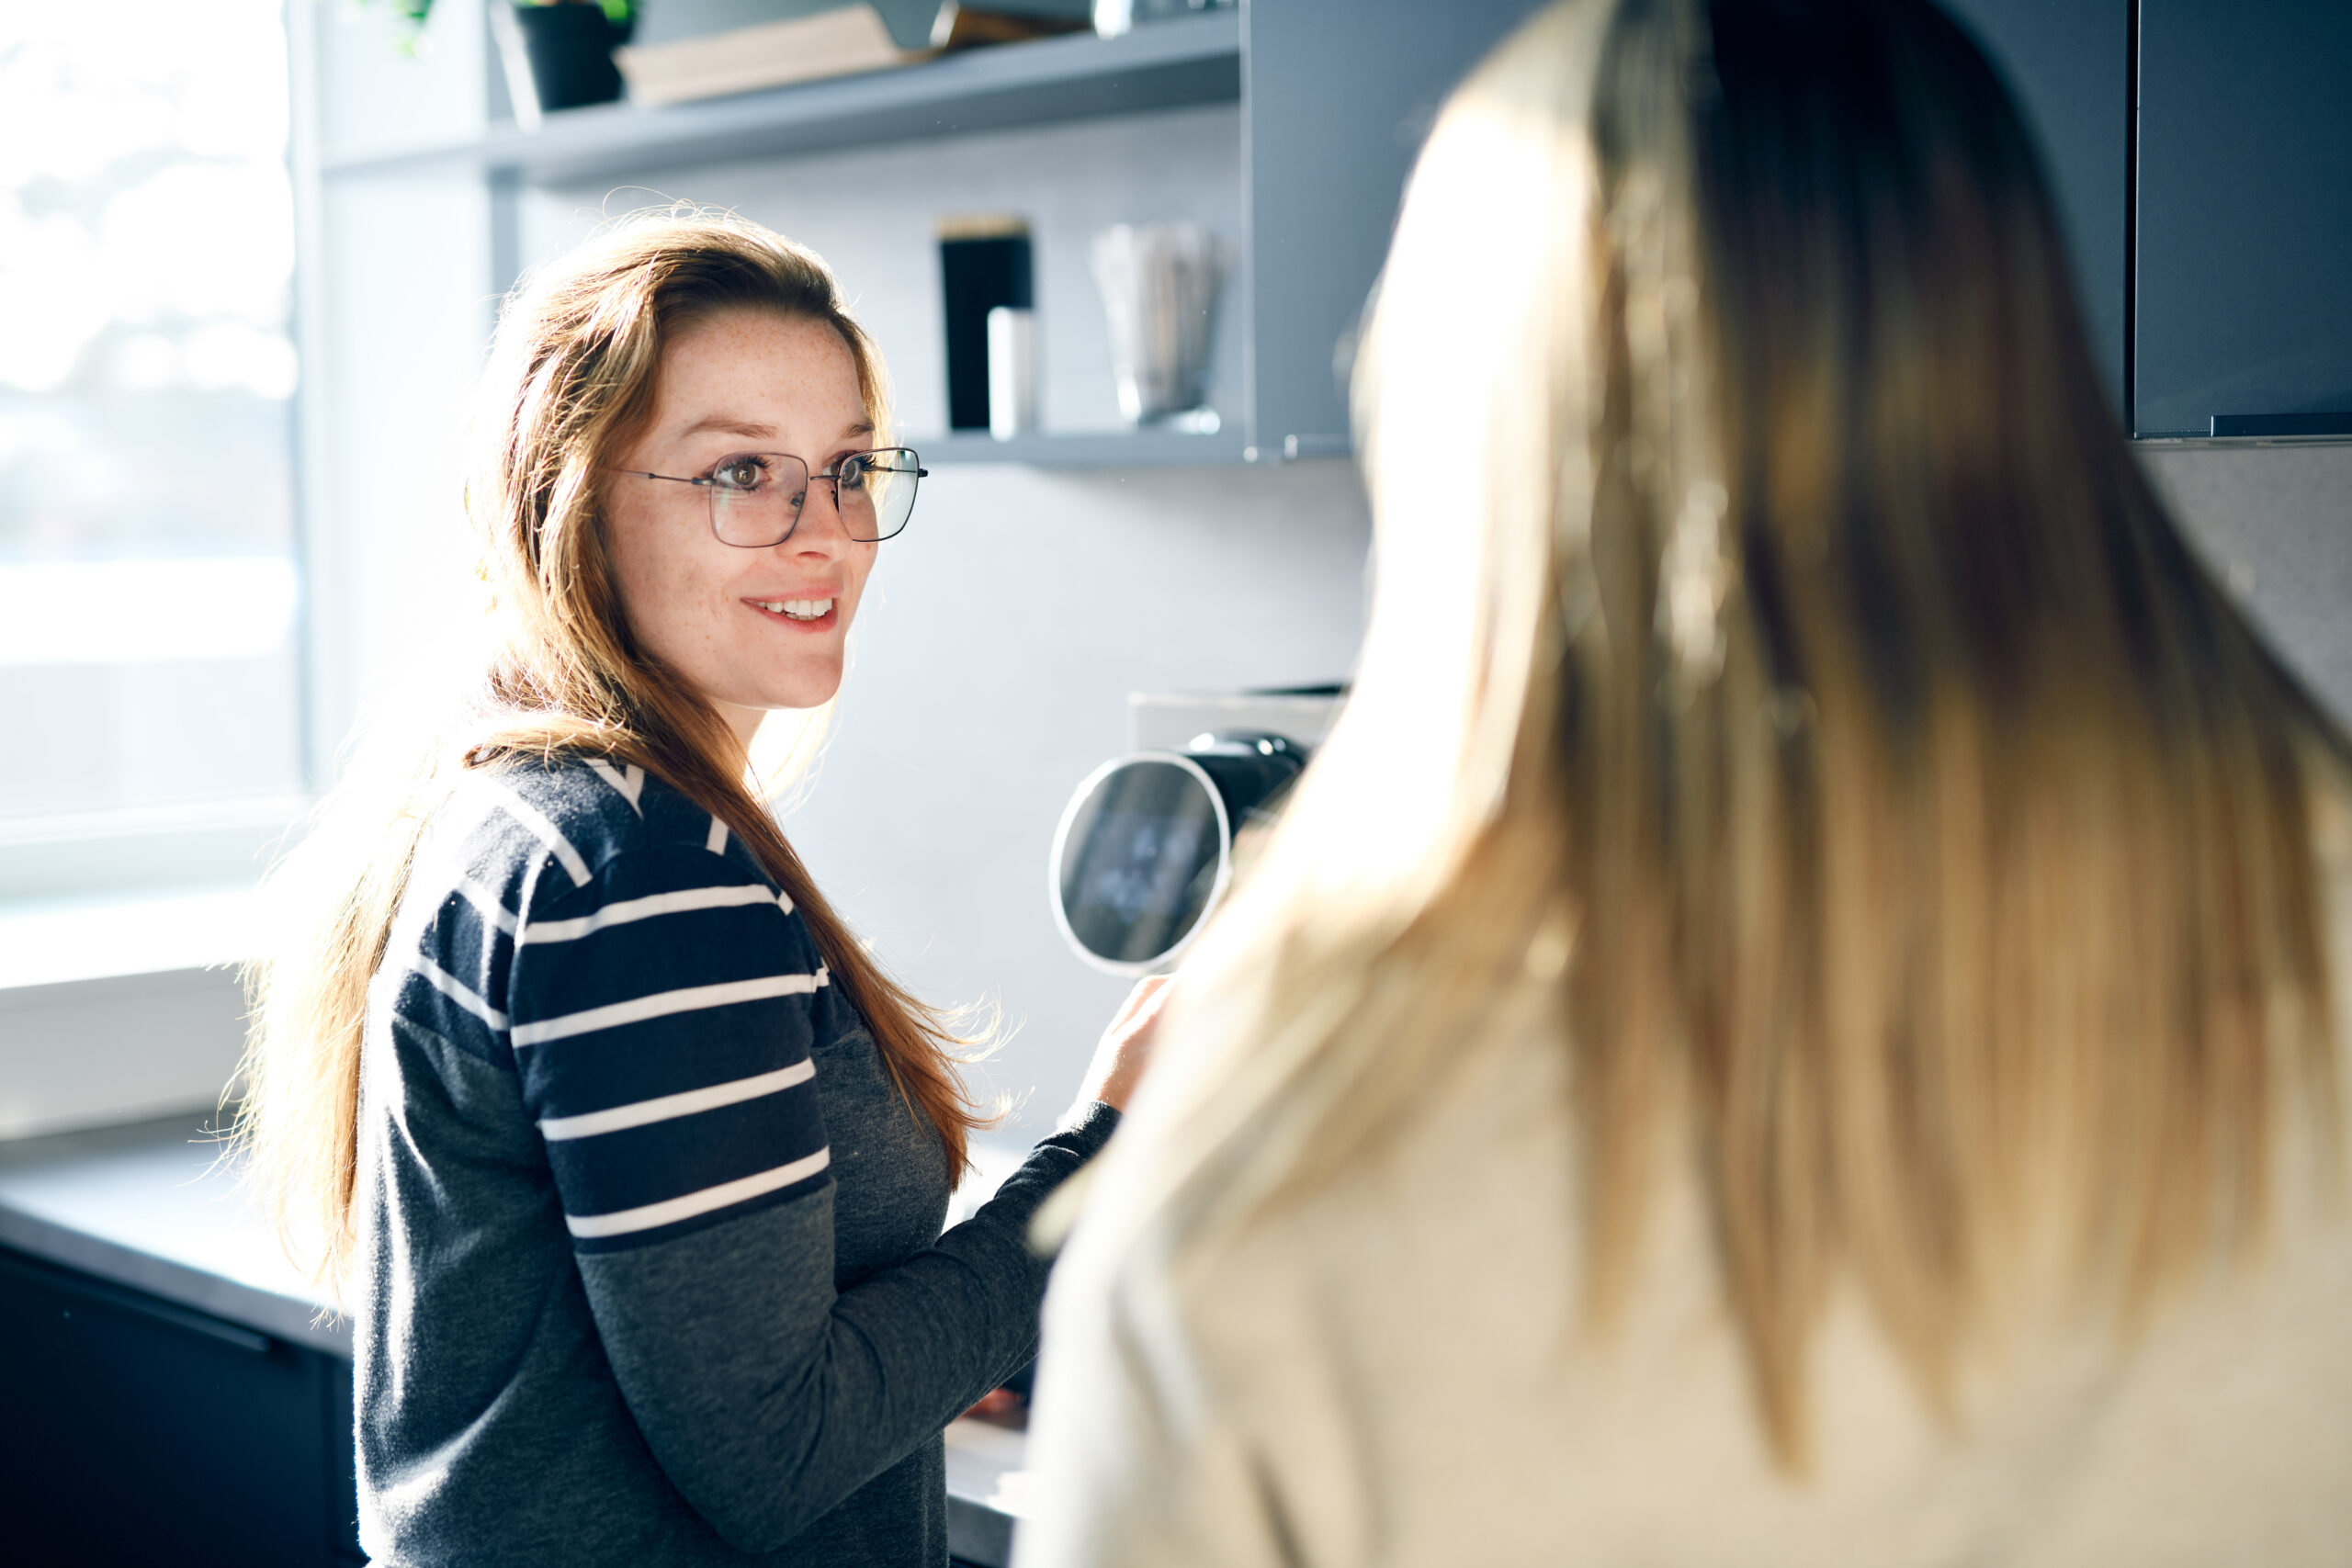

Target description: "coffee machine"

left=1048, top=688, right=1343, bottom=974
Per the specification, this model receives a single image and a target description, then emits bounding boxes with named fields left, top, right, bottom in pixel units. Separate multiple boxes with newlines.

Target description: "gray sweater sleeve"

left=575, top=1104, right=1120, bottom=1555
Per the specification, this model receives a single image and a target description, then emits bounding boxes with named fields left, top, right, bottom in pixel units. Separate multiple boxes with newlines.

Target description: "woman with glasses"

left=237, top=213, right=1165, bottom=1566
left=1020, top=0, right=2352, bottom=1562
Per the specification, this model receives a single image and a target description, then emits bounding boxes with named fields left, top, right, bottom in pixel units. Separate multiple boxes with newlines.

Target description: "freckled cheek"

left=630, top=558, right=729, bottom=660
left=603, top=504, right=699, bottom=658
left=697, top=572, right=743, bottom=650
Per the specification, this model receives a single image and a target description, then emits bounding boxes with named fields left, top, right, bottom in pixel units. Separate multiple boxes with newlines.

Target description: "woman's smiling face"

left=604, top=309, right=879, bottom=746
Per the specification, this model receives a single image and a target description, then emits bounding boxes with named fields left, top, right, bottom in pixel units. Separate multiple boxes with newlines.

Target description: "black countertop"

left=0, top=1112, right=1032, bottom=1566
left=0, top=1112, right=346, bottom=1355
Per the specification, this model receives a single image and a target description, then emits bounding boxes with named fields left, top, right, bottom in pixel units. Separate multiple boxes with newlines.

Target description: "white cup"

left=987, top=306, right=1036, bottom=441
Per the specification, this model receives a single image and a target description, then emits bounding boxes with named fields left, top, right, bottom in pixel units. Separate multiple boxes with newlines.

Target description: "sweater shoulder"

left=447, top=754, right=774, bottom=897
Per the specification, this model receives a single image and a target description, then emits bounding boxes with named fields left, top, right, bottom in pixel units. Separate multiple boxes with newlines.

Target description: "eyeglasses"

left=612, top=447, right=927, bottom=547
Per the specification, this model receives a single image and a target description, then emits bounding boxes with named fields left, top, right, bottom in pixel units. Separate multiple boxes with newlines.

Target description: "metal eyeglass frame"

left=607, top=447, right=929, bottom=546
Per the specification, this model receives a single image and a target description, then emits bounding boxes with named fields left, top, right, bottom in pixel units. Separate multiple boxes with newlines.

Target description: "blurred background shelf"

left=320, top=10, right=1240, bottom=184
left=302, top=2, right=1551, bottom=475
left=917, top=429, right=1250, bottom=466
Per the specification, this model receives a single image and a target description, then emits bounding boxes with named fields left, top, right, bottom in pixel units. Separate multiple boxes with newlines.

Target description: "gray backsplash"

left=2141, top=442, right=2352, bottom=729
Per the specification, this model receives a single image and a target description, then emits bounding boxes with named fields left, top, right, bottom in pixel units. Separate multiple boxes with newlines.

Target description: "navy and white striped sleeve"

left=504, top=843, right=833, bottom=1253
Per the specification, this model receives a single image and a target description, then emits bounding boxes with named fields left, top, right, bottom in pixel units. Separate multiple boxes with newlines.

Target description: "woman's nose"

left=783, top=479, right=853, bottom=554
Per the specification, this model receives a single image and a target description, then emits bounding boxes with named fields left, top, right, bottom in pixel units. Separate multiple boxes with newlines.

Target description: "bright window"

left=0, top=1, right=303, bottom=827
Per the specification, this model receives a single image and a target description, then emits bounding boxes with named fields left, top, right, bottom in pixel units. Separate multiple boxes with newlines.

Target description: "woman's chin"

left=732, top=667, right=843, bottom=716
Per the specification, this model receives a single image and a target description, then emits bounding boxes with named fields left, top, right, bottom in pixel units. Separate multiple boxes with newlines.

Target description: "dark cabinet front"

left=1711, top=0, right=2352, bottom=442
left=2136, top=0, right=2352, bottom=435
left=0, top=1248, right=361, bottom=1567
left=1244, top=0, right=1556, bottom=457
left=1943, top=0, right=2132, bottom=420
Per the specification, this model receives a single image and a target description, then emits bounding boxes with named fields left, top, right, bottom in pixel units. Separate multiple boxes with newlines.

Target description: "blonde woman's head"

left=1106, top=0, right=2344, bottom=1468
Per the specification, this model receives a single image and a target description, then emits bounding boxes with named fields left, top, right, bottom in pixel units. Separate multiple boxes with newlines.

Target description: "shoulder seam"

left=385, top=1003, right=508, bottom=1069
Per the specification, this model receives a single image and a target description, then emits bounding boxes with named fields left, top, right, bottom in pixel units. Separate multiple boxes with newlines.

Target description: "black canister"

left=939, top=216, right=1034, bottom=432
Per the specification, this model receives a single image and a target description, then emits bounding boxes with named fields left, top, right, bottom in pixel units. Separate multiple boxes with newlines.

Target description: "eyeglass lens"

left=707, top=449, right=921, bottom=547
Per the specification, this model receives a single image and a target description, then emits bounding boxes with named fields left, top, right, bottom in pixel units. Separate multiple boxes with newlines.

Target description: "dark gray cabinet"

left=1942, top=0, right=2132, bottom=419
left=2135, top=1, right=2352, bottom=436
left=1248, top=0, right=2143, bottom=450
left=1242, top=0, right=1555, bottom=457
left=1878, top=2, right=2352, bottom=439
left=0, top=1247, right=362, bottom=1567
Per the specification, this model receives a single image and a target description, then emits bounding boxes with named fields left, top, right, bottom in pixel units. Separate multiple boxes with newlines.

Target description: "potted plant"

left=495, top=1, right=639, bottom=125
left=362, top=1, right=637, bottom=124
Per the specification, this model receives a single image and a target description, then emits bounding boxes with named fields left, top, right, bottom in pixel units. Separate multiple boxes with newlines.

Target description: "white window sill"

left=0, top=886, right=266, bottom=1142
left=0, top=795, right=307, bottom=906
left=0, top=885, right=262, bottom=992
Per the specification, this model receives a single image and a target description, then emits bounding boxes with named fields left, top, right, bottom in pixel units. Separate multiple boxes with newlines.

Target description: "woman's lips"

left=745, top=595, right=839, bottom=630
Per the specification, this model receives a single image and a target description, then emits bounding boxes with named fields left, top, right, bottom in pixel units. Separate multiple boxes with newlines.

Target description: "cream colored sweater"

left=1021, top=823, right=2352, bottom=1567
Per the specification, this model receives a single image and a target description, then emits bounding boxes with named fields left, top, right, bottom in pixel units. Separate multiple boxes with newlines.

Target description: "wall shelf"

left=321, top=11, right=1240, bottom=185
left=302, top=1, right=1555, bottom=482
left=918, top=429, right=1250, bottom=467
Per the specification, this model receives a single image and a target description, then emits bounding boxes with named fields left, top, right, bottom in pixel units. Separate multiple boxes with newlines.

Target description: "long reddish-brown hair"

left=238, top=212, right=985, bottom=1282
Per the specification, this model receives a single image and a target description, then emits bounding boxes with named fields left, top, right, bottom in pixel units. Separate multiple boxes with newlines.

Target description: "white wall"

left=300, top=0, right=499, bottom=778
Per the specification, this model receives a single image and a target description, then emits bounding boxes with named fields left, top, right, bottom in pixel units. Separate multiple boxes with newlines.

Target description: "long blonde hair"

left=237, top=212, right=986, bottom=1283
left=1091, top=0, right=2345, bottom=1468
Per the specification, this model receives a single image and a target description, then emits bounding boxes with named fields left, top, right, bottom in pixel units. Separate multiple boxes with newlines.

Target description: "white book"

left=615, top=4, right=933, bottom=107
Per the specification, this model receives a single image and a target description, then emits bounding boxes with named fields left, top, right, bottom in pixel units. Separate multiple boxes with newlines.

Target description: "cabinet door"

left=1942, top=0, right=2131, bottom=422
left=0, top=1248, right=356, bottom=1567
left=1243, top=0, right=1554, bottom=458
left=2136, top=1, right=2352, bottom=435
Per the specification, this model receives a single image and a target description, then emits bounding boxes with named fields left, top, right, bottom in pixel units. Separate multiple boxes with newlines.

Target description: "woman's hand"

left=1070, top=975, right=1174, bottom=1117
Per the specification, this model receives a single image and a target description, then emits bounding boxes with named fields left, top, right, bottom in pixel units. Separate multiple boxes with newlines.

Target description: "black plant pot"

left=503, top=3, right=633, bottom=119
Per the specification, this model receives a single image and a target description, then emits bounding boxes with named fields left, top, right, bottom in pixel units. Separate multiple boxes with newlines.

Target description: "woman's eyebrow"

left=675, top=417, right=876, bottom=444
left=818, top=423, right=878, bottom=461
left=678, top=415, right=777, bottom=440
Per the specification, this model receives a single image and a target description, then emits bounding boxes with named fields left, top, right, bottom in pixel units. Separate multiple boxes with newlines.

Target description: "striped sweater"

left=354, top=754, right=1115, bottom=1566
